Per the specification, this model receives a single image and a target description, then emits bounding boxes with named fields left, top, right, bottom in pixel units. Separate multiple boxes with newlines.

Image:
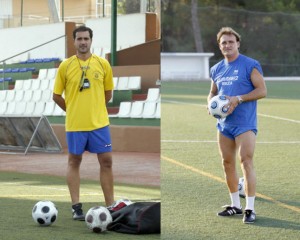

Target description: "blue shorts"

left=217, top=123, right=257, bottom=140
left=66, top=126, right=112, bottom=155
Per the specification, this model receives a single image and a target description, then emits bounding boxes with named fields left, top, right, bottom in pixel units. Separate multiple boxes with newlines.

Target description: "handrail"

left=1, top=35, right=66, bottom=90
left=0, top=35, right=66, bottom=63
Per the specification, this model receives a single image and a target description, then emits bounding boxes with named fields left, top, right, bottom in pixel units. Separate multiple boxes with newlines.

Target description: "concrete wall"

left=161, top=52, right=214, bottom=81
left=0, top=13, right=152, bottom=63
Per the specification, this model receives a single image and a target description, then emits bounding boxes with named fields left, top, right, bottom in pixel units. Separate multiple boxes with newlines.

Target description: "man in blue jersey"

left=207, top=27, right=267, bottom=224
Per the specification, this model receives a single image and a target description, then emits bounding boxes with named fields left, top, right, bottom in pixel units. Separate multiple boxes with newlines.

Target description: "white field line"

left=164, top=100, right=300, bottom=124
left=162, top=140, right=300, bottom=144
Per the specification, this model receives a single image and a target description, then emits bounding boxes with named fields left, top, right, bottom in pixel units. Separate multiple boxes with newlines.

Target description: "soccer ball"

left=32, top=201, right=58, bottom=226
left=208, top=95, right=229, bottom=119
left=238, top=177, right=246, bottom=198
left=85, top=206, right=112, bottom=233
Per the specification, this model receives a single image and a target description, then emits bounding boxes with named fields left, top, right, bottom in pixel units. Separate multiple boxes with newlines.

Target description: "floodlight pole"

left=110, top=0, right=117, bottom=66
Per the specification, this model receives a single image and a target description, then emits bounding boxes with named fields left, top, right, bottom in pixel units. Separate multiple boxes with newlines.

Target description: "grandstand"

left=0, top=3, right=160, bottom=154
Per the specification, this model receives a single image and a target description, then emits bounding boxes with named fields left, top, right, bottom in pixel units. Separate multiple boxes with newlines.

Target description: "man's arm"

left=53, top=93, right=66, bottom=111
left=105, top=90, right=112, bottom=104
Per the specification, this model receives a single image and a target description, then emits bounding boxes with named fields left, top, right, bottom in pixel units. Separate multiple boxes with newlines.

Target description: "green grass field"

left=0, top=172, right=160, bottom=240
left=161, top=81, right=300, bottom=240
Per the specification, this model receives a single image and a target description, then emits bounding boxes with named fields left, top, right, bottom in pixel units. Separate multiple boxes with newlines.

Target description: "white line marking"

left=162, top=140, right=300, bottom=144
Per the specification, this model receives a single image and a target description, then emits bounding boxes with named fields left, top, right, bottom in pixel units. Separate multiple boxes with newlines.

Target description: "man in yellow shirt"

left=53, top=25, right=114, bottom=220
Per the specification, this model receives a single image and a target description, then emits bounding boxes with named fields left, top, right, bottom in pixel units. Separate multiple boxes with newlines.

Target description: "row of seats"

left=113, top=76, right=141, bottom=90
left=109, top=101, right=161, bottom=119
left=0, top=67, right=35, bottom=73
left=20, top=58, right=60, bottom=64
left=0, top=89, right=53, bottom=103
left=14, top=78, right=54, bottom=91
left=37, top=68, right=57, bottom=80
left=0, top=101, right=65, bottom=116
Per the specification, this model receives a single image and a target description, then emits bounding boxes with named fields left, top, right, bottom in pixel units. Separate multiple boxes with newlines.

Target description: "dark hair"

left=73, top=25, right=93, bottom=39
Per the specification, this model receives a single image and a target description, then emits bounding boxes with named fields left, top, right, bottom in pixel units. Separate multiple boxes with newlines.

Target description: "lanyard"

left=77, top=55, right=92, bottom=91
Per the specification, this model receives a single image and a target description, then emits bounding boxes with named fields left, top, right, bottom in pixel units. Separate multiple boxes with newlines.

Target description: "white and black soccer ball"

left=85, top=206, right=112, bottom=233
left=208, top=95, right=229, bottom=119
left=32, top=201, right=58, bottom=226
left=238, top=177, right=246, bottom=198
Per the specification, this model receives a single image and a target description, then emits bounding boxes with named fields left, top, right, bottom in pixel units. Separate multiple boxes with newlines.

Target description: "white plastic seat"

left=22, top=79, right=32, bottom=91
left=14, top=80, right=23, bottom=90
left=108, top=90, right=114, bottom=104
left=113, top=77, right=118, bottom=90
left=13, top=101, right=26, bottom=115
left=32, top=102, right=45, bottom=116
left=41, top=89, right=52, bottom=102
left=23, top=90, right=33, bottom=102
left=130, top=101, right=144, bottom=118
left=31, top=79, right=41, bottom=90
left=145, top=88, right=160, bottom=102
left=46, top=68, right=57, bottom=80
left=40, top=79, right=50, bottom=90
left=32, top=89, right=42, bottom=102
left=5, top=90, right=15, bottom=102
left=14, top=90, right=24, bottom=102
left=24, top=102, right=35, bottom=115
left=109, top=102, right=131, bottom=118
left=49, top=78, right=55, bottom=90
left=0, top=90, right=7, bottom=102
left=117, top=77, right=129, bottom=90
left=6, top=102, right=16, bottom=115
left=38, top=69, right=48, bottom=80
left=0, top=101, right=8, bottom=115
left=128, top=76, right=141, bottom=90
left=155, top=102, right=161, bottom=119
left=52, top=104, right=65, bottom=116
left=43, top=101, right=56, bottom=115
left=142, top=102, right=157, bottom=118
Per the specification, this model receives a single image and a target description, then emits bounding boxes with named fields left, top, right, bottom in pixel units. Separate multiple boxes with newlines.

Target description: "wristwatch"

left=236, top=95, right=243, bottom=104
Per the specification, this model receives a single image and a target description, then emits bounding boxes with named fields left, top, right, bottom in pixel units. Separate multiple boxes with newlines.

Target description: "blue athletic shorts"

left=217, top=123, right=257, bottom=140
left=66, top=126, right=112, bottom=155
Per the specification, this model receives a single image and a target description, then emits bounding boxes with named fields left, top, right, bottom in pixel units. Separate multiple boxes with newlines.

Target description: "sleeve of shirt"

left=249, top=59, right=263, bottom=76
left=102, top=59, right=114, bottom=91
left=53, top=62, right=66, bottom=95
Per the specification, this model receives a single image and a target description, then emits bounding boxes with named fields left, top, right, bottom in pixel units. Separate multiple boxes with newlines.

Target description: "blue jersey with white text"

left=210, top=54, right=263, bottom=128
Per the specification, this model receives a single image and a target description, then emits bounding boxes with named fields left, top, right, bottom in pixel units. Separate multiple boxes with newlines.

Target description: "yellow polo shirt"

left=53, top=54, right=113, bottom=131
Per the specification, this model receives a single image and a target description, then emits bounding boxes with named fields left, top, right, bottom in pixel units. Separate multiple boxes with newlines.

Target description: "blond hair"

left=217, top=27, right=241, bottom=43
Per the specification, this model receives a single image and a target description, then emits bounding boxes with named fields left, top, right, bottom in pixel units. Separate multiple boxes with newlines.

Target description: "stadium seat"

left=32, top=102, right=45, bottom=116
left=52, top=104, right=65, bottom=116
left=22, top=79, right=32, bottom=91
left=130, top=101, right=144, bottom=118
left=142, top=102, right=157, bottom=118
left=14, top=80, right=24, bottom=90
left=32, top=89, right=42, bottom=102
left=145, top=88, right=160, bottom=102
left=5, top=90, right=15, bottom=102
left=127, top=76, right=141, bottom=90
left=41, top=89, right=52, bottom=102
left=38, top=69, right=48, bottom=80
left=117, top=77, right=129, bottom=90
left=113, top=77, right=118, bottom=90
left=31, top=79, right=41, bottom=90
left=40, top=79, right=50, bottom=90
left=13, top=101, right=26, bottom=115
left=23, top=90, right=33, bottom=102
left=6, top=102, right=16, bottom=115
left=155, top=102, right=161, bottom=119
left=46, top=68, right=57, bottom=80
left=109, top=101, right=132, bottom=118
left=0, top=101, right=8, bottom=115
left=0, top=91, right=7, bottom=102
left=14, top=90, right=24, bottom=102
left=24, top=102, right=35, bottom=115
left=43, top=102, right=56, bottom=115
left=49, top=79, right=55, bottom=90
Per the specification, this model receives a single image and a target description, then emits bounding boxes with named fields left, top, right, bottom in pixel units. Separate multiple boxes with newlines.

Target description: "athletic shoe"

left=72, top=203, right=85, bottom=221
left=243, top=209, right=256, bottom=224
left=217, top=205, right=243, bottom=217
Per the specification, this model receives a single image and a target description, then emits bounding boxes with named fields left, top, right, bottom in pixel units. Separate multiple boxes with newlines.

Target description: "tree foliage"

left=162, top=0, right=300, bottom=76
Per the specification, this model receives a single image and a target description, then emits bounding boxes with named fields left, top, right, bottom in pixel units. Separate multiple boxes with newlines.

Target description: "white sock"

left=245, top=196, right=255, bottom=212
left=230, top=191, right=241, bottom=208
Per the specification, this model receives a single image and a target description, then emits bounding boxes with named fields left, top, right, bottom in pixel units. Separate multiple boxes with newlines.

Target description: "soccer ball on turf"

left=208, top=95, right=229, bottom=119
left=85, top=206, right=112, bottom=233
left=238, top=177, right=246, bottom=198
left=32, top=201, right=58, bottom=226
